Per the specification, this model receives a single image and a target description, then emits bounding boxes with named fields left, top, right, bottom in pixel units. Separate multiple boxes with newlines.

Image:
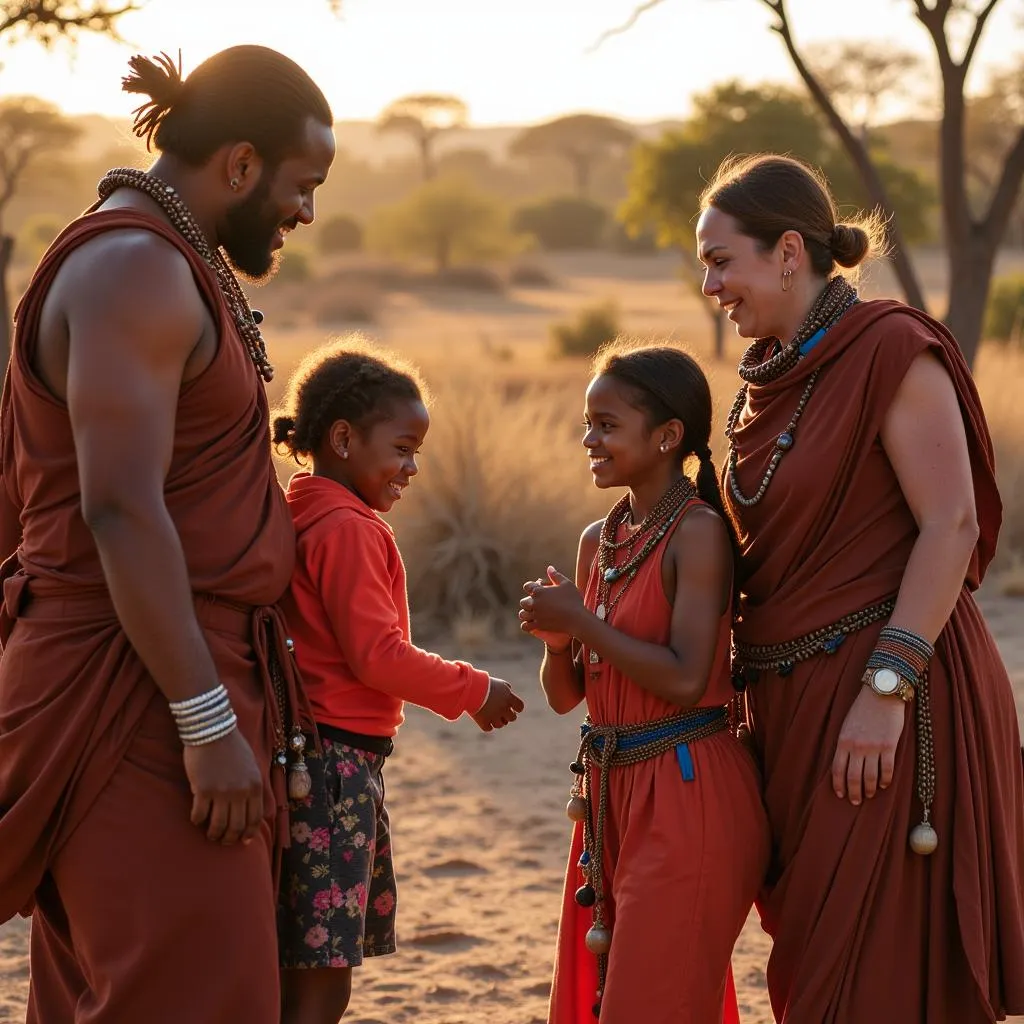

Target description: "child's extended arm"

left=530, top=522, right=600, bottom=715
left=314, top=519, right=491, bottom=721
left=524, top=508, right=732, bottom=708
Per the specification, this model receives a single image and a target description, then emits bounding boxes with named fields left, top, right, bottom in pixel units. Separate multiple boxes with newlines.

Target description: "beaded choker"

left=97, top=168, right=274, bottom=382
left=725, top=277, right=858, bottom=507
left=589, top=477, right=696, bottom=669
left=736, top=276, right=858, bottom=387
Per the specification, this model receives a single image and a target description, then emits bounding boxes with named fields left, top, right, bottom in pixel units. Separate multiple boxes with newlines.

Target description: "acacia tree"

left=366, top=175, right=517, bottom=273
left=0, top=0, right=138, bottom=42
left=377, top=94, right=468, bottom=182
left=0, top=98, right=80, bottom=364
left=597, top=0, right=1024, bottom=367
left=509, top=114, right=635, bottom=198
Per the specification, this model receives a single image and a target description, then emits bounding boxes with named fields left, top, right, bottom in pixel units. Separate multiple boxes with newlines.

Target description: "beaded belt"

left=730, top=597, right=897, bottom=685
left=565, top=707, right=730, bottom=1018
left=731, top=595, right=937, bottom=859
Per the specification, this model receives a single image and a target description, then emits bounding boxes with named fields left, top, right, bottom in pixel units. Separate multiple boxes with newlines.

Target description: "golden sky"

left=0, top=0, right=1020, bottom=124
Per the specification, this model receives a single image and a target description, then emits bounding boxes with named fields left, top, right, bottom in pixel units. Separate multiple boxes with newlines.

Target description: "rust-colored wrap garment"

left=729, top=300, right=1024, bottom=1023
left=549, top=501, right=769, bottom=1024
left=0, top=210, right=301, bottom=1023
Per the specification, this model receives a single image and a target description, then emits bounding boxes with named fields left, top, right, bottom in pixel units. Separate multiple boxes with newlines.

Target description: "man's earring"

left=230, top=177, right=240, bottom=192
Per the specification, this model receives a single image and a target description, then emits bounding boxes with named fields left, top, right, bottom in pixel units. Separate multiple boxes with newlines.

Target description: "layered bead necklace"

left=724, top=276, right=858, bottom=507
left=590, top=476, right=696, bottom=668
left=97, top=168, right=274, bottom=383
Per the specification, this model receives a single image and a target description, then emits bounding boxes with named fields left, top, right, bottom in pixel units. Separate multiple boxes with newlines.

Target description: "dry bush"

left=387, top=366, right=608, bottom=636
left=314, top=277, right=383, bottom=326
left=550, top=301, right=621, bottom=358
left=427, top=265, right=506, bottom=293
left=509, top=261, right=557, bottom=288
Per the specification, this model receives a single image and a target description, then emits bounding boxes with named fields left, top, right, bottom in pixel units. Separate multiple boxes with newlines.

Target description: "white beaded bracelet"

left=169, top=685, right=237, bottom=747
left=180, top=715, right=239, bottom=747
left=169, top=684, right=228, bottom=714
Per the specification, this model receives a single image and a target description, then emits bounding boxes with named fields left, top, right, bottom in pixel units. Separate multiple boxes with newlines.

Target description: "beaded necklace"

left=725, top=276, right=858, bottom=507
left=97, top=168, right=274, bottom=383
left=590, top=477, right=696, bottom=667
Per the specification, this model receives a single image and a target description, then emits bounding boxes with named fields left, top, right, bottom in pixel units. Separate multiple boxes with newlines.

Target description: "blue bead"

left=603, top=567, right=618, bottom=583
left=776, top=432, right=794, bottom=451
left=823, top=633, right=846, bottom=654
left=579, top=851, right=591, bottom=867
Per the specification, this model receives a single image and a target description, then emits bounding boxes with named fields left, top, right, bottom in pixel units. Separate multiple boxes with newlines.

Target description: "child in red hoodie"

left=272, top=339, right=525, bottom=1024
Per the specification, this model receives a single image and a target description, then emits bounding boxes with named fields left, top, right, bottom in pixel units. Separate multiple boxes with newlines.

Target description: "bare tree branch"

left=586, top=0, right=668, bottom=53
left=0, top=1, right=139, bottom=46
left=961, top=0, right=1000, bottom=73
left=983, top=123, right=1024, bottom=246
left=759, top=0, right=927, bottom=310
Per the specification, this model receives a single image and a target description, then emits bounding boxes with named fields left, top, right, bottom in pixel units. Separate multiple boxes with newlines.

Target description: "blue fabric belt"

left=580, top=706, right=727, bottom=781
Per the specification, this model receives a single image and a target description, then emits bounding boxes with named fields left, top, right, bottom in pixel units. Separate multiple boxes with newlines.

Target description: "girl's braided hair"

left=272, top=335, right=428, bottom=464
left=591, top=339, right=736, bottom=549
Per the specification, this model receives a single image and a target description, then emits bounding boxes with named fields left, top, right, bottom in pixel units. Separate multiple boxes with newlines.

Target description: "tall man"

left=0, top=46, right=335, bottom=1022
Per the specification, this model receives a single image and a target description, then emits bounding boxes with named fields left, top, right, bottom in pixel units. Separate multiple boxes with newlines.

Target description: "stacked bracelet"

left=865, top=626, right=934, bottom=687
left=169, top=684, right=238, bottom=747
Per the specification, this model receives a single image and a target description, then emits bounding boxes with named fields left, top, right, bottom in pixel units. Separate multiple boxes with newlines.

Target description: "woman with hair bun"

left=697, top=153, right=1024, bottom=1022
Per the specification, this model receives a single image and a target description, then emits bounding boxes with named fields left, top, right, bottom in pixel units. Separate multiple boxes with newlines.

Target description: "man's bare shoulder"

left=57, top=227, right=206, bottom=324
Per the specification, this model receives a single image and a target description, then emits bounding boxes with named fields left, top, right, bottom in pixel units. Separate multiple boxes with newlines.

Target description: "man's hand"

left=471, top=677, right=525, bottom=732
left=183, top=729, right=265, bottom=845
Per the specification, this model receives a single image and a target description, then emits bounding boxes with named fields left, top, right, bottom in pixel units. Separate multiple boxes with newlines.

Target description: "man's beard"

left=220, top=175, right=284, bottom=284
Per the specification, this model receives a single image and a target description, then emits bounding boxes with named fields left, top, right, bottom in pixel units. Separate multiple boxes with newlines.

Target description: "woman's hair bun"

left=830, top=223, right=871, bottom=268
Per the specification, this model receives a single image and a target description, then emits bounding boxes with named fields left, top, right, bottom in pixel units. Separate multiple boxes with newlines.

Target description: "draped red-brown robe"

left=0, top=210, right=302, bottom=1023
left=729, top=299, right=1024, bottom=1023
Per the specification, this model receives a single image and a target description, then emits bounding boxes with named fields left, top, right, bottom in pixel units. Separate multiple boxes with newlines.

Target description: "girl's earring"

left=659, top=443, right=669, bottom=453
left=341, top=450, right=349, bottom=460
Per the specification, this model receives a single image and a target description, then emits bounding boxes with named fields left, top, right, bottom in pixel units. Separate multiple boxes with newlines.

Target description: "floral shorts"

left=278, top=731, right=398, bottom=969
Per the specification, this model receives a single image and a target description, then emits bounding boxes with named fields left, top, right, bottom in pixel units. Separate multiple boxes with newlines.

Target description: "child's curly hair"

left=272, top=335, right=429, bottom=464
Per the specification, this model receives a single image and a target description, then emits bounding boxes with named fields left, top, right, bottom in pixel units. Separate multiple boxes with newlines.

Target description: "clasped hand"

left=518, top=565, right=585, bottom=647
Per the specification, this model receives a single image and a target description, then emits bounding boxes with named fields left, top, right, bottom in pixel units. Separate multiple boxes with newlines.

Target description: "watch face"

left=873, top=668, right=900, bottom=695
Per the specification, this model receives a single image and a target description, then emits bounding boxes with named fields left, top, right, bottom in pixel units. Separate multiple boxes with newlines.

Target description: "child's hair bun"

left=272, top=415, right=297, bottom=446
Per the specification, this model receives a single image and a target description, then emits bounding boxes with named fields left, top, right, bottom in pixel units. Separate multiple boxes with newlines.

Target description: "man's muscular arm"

left=63, top=232, right=263, bottom=846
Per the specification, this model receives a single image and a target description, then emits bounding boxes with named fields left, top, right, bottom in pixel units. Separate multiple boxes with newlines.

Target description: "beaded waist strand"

left=731, top=596, right=937, bottom=858
left=564, top=707, right=731, bottom=1018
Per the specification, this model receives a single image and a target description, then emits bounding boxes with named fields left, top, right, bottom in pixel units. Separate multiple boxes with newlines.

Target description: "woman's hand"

left=831, top=682, right=909, bottom=806
left=519, top=566, right=586, bottom=640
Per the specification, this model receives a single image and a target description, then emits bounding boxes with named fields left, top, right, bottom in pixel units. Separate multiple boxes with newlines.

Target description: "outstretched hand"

left=471, top=677, right=525, bottom=732
left=519, top=565, right=586, bottom=637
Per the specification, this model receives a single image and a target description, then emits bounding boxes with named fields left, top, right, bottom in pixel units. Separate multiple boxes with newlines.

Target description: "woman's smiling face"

left=697, top=205, right=791, bottom=340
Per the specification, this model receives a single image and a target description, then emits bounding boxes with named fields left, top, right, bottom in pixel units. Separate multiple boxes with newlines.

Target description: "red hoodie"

left=280, top=473, right=490, bottom=736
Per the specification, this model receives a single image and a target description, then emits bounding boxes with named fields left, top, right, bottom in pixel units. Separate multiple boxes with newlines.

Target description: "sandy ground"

left=0, top=590, right=1021, bottom=1024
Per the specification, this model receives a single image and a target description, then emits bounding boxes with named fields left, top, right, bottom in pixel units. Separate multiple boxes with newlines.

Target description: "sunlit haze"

left=0, top=0, right=1020, bottom=125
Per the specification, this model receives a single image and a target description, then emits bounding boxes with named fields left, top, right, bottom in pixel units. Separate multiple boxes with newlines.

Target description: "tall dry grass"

left=974, top=344, right=1024, bottom=584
